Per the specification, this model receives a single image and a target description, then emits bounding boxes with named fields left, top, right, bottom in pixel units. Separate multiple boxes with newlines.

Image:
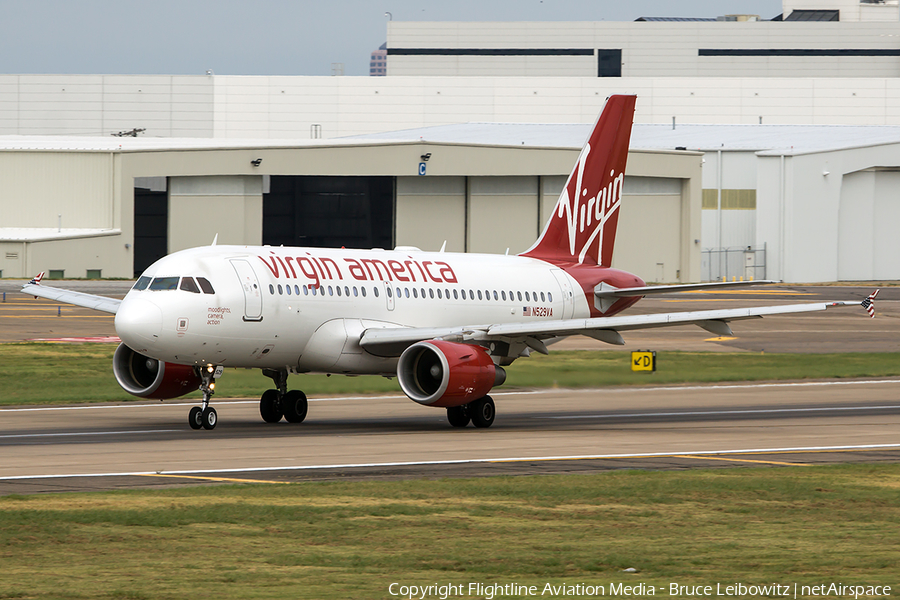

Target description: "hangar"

left=0, top=136, right=701, bottom=283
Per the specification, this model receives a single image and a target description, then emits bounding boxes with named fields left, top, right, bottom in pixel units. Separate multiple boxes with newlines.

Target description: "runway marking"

left=547, top=404, right=900, bottom=420
left=673, top=455, right=811, bottom=467
left=0, top=429, right=178, bottom=440
left=679, top=290, right=815, bottom=296
left=3, top=379, right=899, bottom=412
left=136, top=473, right=291, bottom=485
left=1, top=444, right=898, bottom=481
left=705, top=336, right=737, bottom=341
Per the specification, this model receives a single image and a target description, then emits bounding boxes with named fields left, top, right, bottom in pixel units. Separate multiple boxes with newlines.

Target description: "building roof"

left=344, top=122, right=900, bottom=155
left=0, top=228, right=120, bottom=242
left=784, top=9, right=840, bottom=21
left=635, top=17, right=717, bottom=22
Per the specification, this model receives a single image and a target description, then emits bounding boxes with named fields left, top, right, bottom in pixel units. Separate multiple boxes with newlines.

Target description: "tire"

left=282, top=390, right=308, bottom=423
left=446, top=405, right=470, bottom=428
left=469, top=395, right=495, bottom=428
left=259, top=389, right=283, bottom=423
left=188, top=406, right=203, bottom=430
left=201, top=407, right=217, bottom=430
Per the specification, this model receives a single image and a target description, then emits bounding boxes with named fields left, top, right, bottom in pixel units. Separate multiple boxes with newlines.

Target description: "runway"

left=2, top=380, right=899, bottom=494
left=1, top=281, right=898, bottom=495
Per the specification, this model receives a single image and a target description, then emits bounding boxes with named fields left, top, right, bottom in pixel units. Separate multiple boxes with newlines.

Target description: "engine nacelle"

left=397, top=340, right=506, bottom=407
left=112, top=343, right=200, bottom=400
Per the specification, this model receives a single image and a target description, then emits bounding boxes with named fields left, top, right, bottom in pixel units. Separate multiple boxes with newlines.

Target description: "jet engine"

left=112, top=343, right=200, bottom=399
left=397, top=340, right=506, bottom=407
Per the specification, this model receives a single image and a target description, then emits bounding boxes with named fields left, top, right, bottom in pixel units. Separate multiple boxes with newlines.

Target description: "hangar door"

left=263, top=176, right=394, bottom=249
left=133, top=181, right=168, bottom=277
left=838, top=169, right=900, bottom=280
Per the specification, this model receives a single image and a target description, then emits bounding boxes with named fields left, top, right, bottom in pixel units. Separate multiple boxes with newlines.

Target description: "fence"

left=701, top=244, right=766, bottom=282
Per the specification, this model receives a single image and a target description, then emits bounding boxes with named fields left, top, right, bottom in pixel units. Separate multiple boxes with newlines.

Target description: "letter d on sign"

left=631, top=350, right=656, bottom=372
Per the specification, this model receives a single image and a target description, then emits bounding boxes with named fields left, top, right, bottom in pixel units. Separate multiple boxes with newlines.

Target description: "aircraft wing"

left=594, top=279, right=779, bottom=312
left=359, top=300, right=863, bottom=356
left=21, top=282, right=122, bottom=315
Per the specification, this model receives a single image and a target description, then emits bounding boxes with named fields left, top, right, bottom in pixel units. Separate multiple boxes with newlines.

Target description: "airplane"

left=21, top=95, right=877, bottom=431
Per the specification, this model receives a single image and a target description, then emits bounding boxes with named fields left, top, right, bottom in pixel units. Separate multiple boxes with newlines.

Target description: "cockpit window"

left=149, top=276, right=179, bottom=291
left=196, top=277, right=215, bottom=294
left=180, top=277, right=201, bottom=294
left=133, top=276, right=151, bottom=291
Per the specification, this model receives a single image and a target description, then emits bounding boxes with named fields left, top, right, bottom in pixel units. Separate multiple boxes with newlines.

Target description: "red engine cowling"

left=397, top=340, right=506, bottom=407
left=112, top=343, right=200, bottom=400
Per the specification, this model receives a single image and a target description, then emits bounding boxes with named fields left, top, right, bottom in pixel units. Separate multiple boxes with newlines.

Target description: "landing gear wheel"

left=282, top=390, right=308, bottom=423
left=188, top=406, right=203, bottom=430
left=469, top=395, right=495, bottom=428
left=447, top=405, right=470, bottom=428
left=259, top=389, right=283, bottom=423
left=201, top=407, right=217, bottom=430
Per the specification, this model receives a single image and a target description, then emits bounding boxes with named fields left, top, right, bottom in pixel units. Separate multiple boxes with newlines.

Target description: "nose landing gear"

left=188, top=365, right=222, bottom=430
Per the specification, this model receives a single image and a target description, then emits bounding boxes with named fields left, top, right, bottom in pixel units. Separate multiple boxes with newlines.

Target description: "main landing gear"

left=446, top=395, right=495, bottom=429
left=188, top=365, right=222, bottom=430
left=259, top=368, right=309, bottom=424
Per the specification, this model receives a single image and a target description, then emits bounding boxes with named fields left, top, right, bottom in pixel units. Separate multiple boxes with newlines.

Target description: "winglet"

left=860, top=289, right=879, bottom=318
left=28, top=272, right=44, bottom=286
left=211, top=234, right=218, bottom=246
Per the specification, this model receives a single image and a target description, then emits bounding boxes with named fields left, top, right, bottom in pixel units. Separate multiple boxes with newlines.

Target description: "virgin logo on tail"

left=521, top=95, right=636, bottom=267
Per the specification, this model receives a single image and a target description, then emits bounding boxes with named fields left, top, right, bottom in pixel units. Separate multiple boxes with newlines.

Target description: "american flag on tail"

left=28, top=272, right=44, bottom=286
left=860, top=289, right=879, bottom=318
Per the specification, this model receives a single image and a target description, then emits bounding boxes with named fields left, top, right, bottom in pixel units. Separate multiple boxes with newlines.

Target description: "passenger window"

left=353, top=286, right=358, bottom=297
left=413, top=288, right=418, bottom=299
left=336, top=286, right=342, bottom=297
left=344, top=286, right=350, bottom=297
left=269, top=284, right=275, bottom=295
left=387, top=287, right=393, bottom=298
left=197, top=277, right=215, bottom=294
left=286, top=285, right=292, bottom=296
left=429, top=288, right=434, bottom=299
left=493, top=290, right=498, bottom=301
left=436, top=289, right=442, bottom=299
left=477, top=290, right=483, bottom=300
left=461, top=290, right=467, bottom=300
left=405, top=288, right=410, bottom=298
left=133, top=276, right=151, bottom=291
left=180, top=277, right=201, bottom=293
left=149, top=277, right=179, bottom=291
left=525, top=291, right=530, bottom=301
left=363, top=287, right=368, bottom=297
left=501, top=291, right=507, bottom=301
left=517, top=291, right=523, bottom=302
left=328, top=286, right=333, bottom=296
left=453, top=289, right=459, bottom=300
left=277, top=284, right=283, bottom=295
left=548, top=292, right=553, bottom=302
left=541, top=292, right=546, bottom=302
left=294, top=285, right=300, bottom=295
left=303, top=286, right=309, bottom=296
left=372, top=287, right=377, bottom=297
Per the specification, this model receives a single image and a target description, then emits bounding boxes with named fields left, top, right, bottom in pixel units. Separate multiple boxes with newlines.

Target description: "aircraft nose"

left=115, top=298, right=163, bottom=347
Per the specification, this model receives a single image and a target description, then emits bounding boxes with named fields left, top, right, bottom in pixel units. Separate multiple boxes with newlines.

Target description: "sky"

left=0, top=0, right=784, bottom=77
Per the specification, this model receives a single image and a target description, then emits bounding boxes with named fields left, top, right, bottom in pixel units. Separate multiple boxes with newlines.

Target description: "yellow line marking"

left=705, top=336, right=737, bottom=341
left=674, top=455, right=811, bottom=467
left=137, top=473, right=292, bottom=485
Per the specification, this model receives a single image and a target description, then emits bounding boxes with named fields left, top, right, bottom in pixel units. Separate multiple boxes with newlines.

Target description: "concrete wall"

left=387, top=21, right=900, bottom=78
left=168, top=176, right=263, bottom=253
left=10, top=75, right=900, bottom=140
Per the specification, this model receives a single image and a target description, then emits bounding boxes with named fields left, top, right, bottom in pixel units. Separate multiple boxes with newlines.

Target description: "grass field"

left=0, top=465, right=897, bottom=599
left=2, top=343, right=899, bottom=406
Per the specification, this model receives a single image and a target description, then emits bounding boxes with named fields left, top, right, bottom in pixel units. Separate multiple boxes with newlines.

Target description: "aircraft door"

left=230, top=259, right=264, bottom=322
left=384, top=281, right=395, bottom=311
left=551, top=269, right=575, bottom=320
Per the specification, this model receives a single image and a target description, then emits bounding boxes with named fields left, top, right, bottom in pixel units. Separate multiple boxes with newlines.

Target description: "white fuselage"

left=114, top=245, right=592, bottom=374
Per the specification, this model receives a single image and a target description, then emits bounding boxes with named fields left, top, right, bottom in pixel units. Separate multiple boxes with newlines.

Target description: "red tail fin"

left=521, top=95, right=636, bottom=266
